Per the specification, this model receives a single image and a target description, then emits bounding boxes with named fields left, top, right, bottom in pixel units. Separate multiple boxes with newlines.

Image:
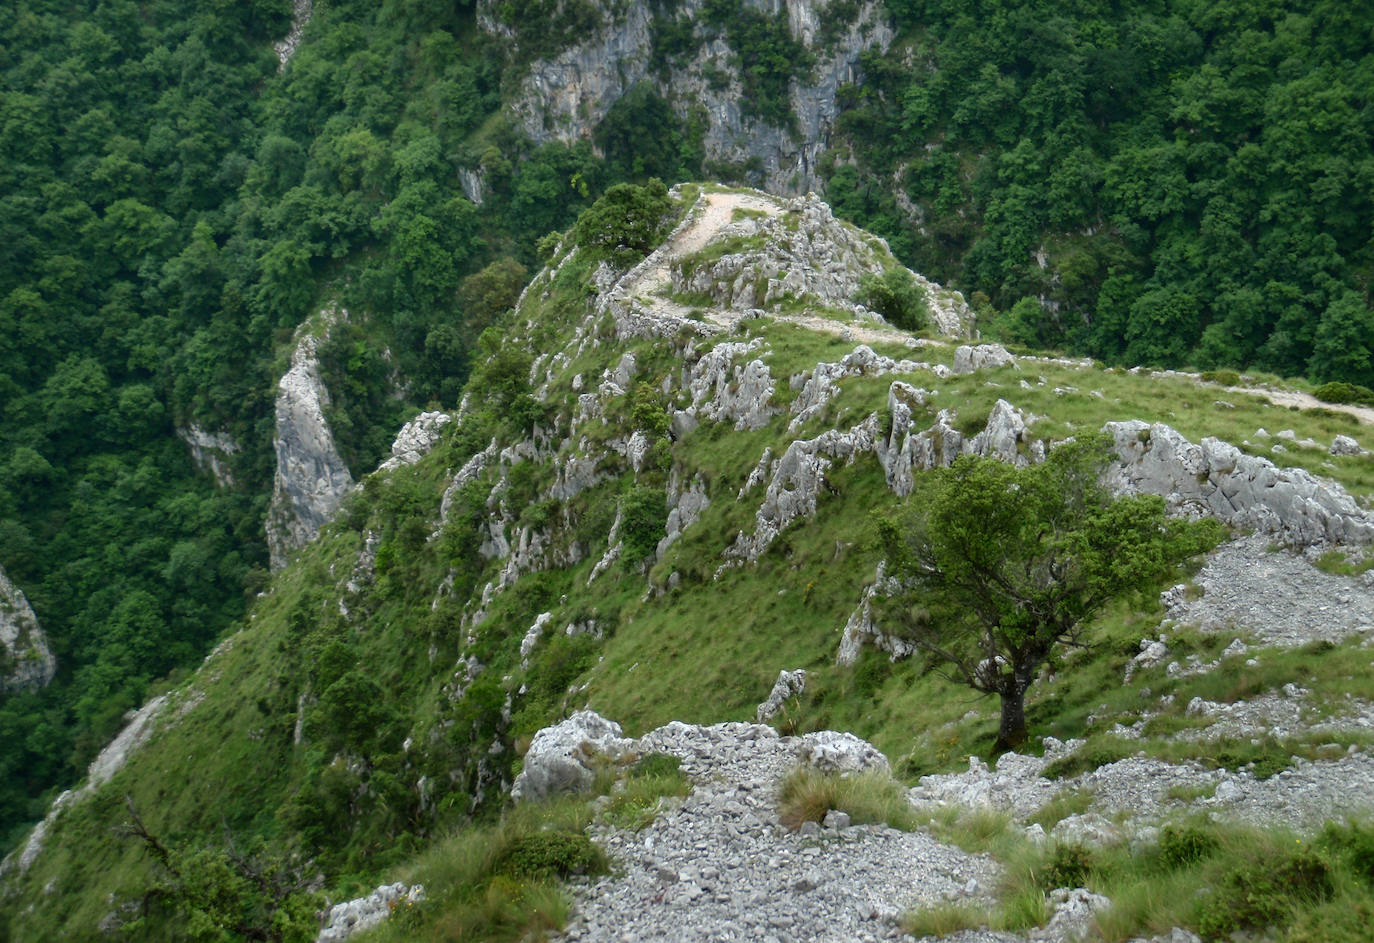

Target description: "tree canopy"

left=877, top=439, right=1222, bottom=750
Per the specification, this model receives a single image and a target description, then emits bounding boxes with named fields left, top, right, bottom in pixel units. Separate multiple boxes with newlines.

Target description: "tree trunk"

left=994, top=687, right=1028, bottom=752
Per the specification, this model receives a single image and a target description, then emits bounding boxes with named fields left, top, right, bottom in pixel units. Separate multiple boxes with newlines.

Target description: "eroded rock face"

left=266, top=313, right=355, bottom=570
left=0, top=565, right=55, bottom=695
left=491, top=0, right=894, bottom=194
left=1105, top=420, right=1374, bottom=545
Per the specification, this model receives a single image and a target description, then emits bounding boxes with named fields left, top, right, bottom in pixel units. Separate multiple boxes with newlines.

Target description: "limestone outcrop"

left=316, top=882, right=426, bottom=943
left=1105, top=420, right=1374, bottom=545
left=490, top=0, right=894, bottom=194
left=266, top=312, right=355, bottom=570
left=0, top=565, right=55, bottom=695
left=510, top=711, right=634, bottom=802
left=175, top=424, right=240, bottom=487
left=379, top=411, right=451, bottom=471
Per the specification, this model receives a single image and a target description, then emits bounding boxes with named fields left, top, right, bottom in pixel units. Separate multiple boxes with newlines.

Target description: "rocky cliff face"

left=265, top=309, right=355, bottom=571
left=488, top=0, right=893, bottom=193
left=0, top=565, right=55, bottom=695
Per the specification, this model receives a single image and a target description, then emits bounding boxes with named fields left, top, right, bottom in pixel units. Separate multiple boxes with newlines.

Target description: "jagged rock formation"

left=266, top=311, right=355, bottom=570
left=0, top=565, right=55, bottom=695
left=175, top=423, right=240, bottom=487
left=1105, top=420, right=1374, bottom=545
left=379, top=411, right=451, bottom=471
left=489, top=0, right=894, bottom=194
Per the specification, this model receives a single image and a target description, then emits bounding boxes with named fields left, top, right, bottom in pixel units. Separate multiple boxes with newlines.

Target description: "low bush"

left=488, top=832, right=607, bottom=882
left=1195, top=847, right=1334, bottom=938
left=1313, top=381, right=1374, bottom=406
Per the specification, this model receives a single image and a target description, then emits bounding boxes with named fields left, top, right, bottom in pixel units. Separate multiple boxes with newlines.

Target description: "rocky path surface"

left=1163, top=535, right=1374, bottom=645
left=557, top=722, right=1000, bottom=943
left=629, top=189, right=918, bottom=347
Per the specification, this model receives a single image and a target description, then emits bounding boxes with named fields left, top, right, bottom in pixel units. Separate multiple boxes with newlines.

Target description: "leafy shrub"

left=620, top=485, right=668, bottom=563
left=1039, top=842, right=1094, bottom=890
left=858, top=268, right=928, bottom=332
left=1313, top=381, right=1374, bottom=406
left=488, top=832, right=606, bottom=882
left=1158, top=823, right=1219, bottom=869
left=1320, top=820, right=1374, bottom=884
left=572, top=179, right=675, bottom=267
left=1196, top=848, right=1334, bottom=938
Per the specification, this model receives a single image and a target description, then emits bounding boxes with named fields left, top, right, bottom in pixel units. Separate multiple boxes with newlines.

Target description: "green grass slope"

left=4, top=186, right=1373, bottom=941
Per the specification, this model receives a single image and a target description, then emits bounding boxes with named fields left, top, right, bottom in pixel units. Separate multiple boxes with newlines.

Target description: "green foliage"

left=1038, top=842, right=1094, bottom=891
left=829, top=0, right=1374, bottom=382
left=877, top=437, right=1222, bottom=749
left=572, top=179, right=676, bottom=267
left=1313, top=381, right=1374, bottom=407
left=619, top=485, right=669, bottom=564
left=700, top=0, right=816, bottom=129
left=1196, top=848, right=1334, bottom=938
left=488, top=832, right=606, bottom=882
left=1158, top=823, right=1219, bottom=869
left=857, top=268, right=927, bottom=332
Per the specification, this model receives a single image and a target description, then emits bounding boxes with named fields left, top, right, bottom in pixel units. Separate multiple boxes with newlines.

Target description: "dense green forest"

left=829, top=0, right=1374, bottom=380
left=2, top=0, right=1372, bottom=859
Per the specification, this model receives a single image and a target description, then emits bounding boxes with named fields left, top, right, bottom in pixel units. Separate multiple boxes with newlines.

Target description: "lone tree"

left=876, top=438, right=1222, bottom=751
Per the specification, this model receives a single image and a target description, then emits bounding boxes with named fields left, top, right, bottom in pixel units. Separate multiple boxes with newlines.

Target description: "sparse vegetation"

left=777, top=768, right=920, bottom=832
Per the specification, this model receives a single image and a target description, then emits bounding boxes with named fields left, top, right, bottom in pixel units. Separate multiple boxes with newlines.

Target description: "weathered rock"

left=175, top=424, right=240, bottom=487
left=683, top=339, right=779, bottom=430
left=952, top=344, right=1017, bottom=375
left=379, top=411, right=451, bottom=471
left=316, top=882, right=425, bottom=943
left=0, top=564, right=56, bottom=694
left=757, top=669, right=807, bottom=722
left=272, top=0, right=312, bottom=69
left=1331, top=434, right=1363, bottom=456
left=657, top=475, right=710, bottom=557
left=511, top=711, right=634, bottom=802
left=1033, top=887, right=1112, bottom=941
left=796, top=730, right=891, bottom=776
left=835, top=562, right=914, bottom=666
left=3, top=693, right=172, bottom=876
left=1105, top=421, right=1374, bottom=545
left=493, top=0, right=894, bottom=195
left=789, top=345, right=924, bottom=431
left=266, top=312, right=356, bottom=570
left=726, top=415, right=882, bottom=564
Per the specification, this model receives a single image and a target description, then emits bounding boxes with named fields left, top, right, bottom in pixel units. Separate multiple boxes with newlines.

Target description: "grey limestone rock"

left=379, top=411, right=451, bottom=471
left=657, top=476, right=710, bottom=557
left=952, top=344, right=1017, bottom=375
left=1331, top=434, right=1364, bottom=456
left=796, top=730, right=891, bottom=776
left=175, top=424, right=240, bottom=487
left=0, top=564, right=56, bottom=694
left=757, top=669, right=807, bottom=722
left=511, top=711, right=634, bottom=803
left=316, top=882, right=425, bottom=943
left=789, top=345, right=924, bottom=432
left=266, top=312, right=356, bottom=570
left=1033, top=887, right=1112, bottom=942
left=493, top=0, right=893, bottom=195
left=1105, top=420, right=1374, bottom=545
left=684, top=339, right=779, bottom=430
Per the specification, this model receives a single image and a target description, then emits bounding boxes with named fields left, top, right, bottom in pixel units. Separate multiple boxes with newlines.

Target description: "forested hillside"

left=829, top=0, right=1374, bottom=378
left=1, top=0, right=1372, bottom=875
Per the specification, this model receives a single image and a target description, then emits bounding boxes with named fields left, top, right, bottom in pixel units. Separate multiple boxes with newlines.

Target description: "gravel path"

left=559, top=722, right=1000, bottom=943
left=1164, top=535, right=1374, bottom=645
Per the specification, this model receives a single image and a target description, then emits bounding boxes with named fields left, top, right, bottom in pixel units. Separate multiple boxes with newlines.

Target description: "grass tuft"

left=777, top=768, right=920, bottom=831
